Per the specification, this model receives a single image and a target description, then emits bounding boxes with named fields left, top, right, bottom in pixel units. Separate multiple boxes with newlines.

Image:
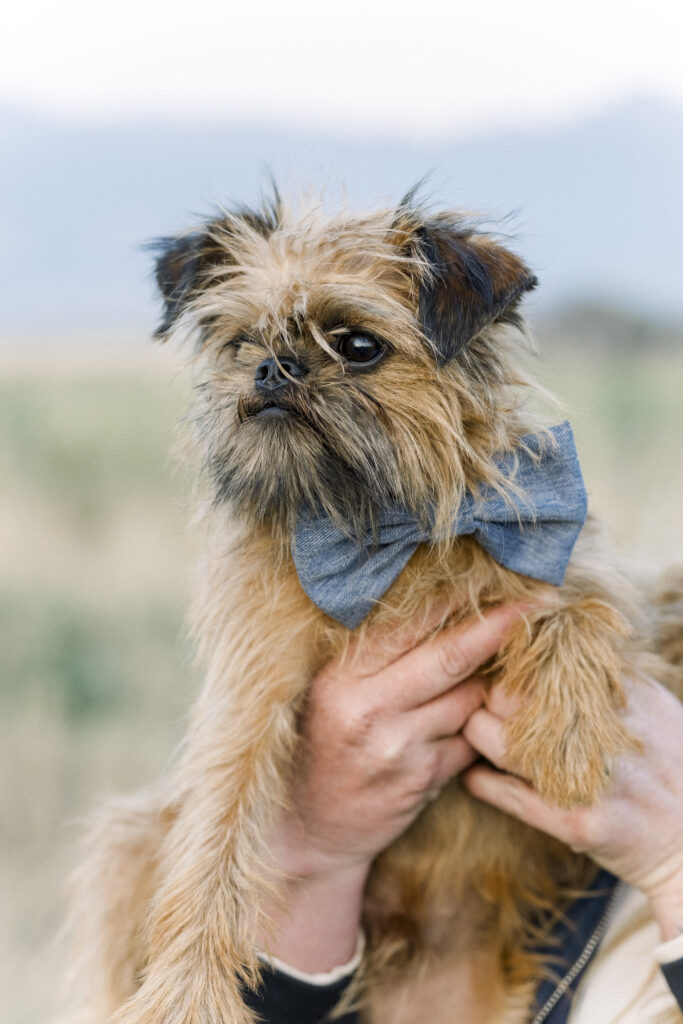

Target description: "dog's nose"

left=254, top=356, right=307, bottom=391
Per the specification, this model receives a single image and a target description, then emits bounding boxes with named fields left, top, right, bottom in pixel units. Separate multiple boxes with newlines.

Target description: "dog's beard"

left=200, top=383, right=407, bottom=536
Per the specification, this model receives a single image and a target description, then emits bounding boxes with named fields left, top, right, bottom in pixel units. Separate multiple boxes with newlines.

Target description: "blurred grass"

left=0, top=337, right=682, bottom=1022
left=0, top=350, right=200, bottom=1023
left=538, top=344, right=683, bottom=561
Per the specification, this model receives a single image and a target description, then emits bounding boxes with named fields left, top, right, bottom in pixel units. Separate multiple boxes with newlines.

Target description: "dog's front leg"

left=111, top=612, right=318, bottom=1024
left=495, top=595, right=640, bottom=808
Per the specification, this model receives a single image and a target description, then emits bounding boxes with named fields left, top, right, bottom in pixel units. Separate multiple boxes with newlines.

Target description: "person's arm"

left=461, top=675, right=683, bottom=1009
left=248, top=604, right=527, bottom=1019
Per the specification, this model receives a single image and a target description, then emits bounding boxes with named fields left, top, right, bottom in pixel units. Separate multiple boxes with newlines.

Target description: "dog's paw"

left=496, top=597, right=640, bottom=808
left=504, top=700, right=636, bottom=808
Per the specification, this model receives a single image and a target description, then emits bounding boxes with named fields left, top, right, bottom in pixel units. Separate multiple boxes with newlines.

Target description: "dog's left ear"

left=410, top=219, right=538, bottom=362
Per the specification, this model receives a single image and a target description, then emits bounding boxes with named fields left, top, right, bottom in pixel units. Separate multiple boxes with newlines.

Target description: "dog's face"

left=154, top=196, right=537, bottom=534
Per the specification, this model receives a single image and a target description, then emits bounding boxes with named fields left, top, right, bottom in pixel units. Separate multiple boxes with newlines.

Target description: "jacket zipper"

left=529, top=882, right=623, bottom=1024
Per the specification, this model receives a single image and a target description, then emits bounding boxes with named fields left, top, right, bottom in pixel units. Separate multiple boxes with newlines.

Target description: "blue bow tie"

left=292, top=422, right=588, bottom=629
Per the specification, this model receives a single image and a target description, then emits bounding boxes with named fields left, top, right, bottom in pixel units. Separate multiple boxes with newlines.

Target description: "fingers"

left=486, top=681, right=524, bottom=719
left=432, top=735, right=479, bottom=786
left=463, top=764, right=579, bottom=846
left=462, top=708, right=513, bottom=770
left=376, top=604, right=528, bottom=711
left=409, top=736, right=478, bottom=799
left=412, top=678, right=486, bottom=741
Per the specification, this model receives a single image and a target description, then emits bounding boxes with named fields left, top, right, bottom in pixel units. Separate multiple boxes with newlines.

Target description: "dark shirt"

left=245, top=958, right=683, bottom=1023
left=245, top=873, right=683, bottom=1024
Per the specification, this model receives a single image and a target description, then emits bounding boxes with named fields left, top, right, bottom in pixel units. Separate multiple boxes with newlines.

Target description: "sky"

left=2, top=0, right=683, bottom=137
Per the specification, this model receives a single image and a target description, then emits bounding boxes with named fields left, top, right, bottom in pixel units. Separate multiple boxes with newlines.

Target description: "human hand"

left=271, top=602, right=527, bottom=882
left=258, top=604, right=526, bottom=971
left=462, top=676, right=683, bottom=941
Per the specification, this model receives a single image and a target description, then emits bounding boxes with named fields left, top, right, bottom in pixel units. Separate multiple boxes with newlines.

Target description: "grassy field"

left=1, top=338, right=682, bottom=1022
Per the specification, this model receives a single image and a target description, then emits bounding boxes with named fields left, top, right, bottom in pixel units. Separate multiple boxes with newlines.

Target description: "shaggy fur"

left=62, top=192, right=683, bottom=1024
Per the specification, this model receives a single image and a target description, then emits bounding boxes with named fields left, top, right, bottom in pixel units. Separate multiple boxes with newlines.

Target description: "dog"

left=62, top=190, right=683, bottom=1024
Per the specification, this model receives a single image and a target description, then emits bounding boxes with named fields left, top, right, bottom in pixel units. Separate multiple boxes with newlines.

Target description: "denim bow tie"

left=292, top=422, right=588, bottom=629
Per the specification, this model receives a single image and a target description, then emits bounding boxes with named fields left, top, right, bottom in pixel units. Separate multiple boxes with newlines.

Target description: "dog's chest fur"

left=190, top=517, right=619, bottom=1018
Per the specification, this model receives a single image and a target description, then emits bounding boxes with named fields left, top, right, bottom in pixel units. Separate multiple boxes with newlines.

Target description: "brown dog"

left=62, top=192, right=682, bottom=1024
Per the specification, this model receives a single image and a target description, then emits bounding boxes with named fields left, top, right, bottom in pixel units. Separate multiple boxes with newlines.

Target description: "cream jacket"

left=568, top=883, right=683, bottom=1023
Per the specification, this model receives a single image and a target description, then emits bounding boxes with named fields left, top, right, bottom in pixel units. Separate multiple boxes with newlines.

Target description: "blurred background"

left=2, top=1, right=682, bottom=1020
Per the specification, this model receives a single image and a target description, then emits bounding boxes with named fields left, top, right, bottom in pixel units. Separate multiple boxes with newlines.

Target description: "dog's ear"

left=409, top=218, right=537, bottom=362
left=152, top=232, right=224, bottom=339
left=152, top=190, right=283, bottom=339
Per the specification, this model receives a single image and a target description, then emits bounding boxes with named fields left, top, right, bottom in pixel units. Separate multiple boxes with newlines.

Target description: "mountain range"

left=2, top=96, right=682, bottom=337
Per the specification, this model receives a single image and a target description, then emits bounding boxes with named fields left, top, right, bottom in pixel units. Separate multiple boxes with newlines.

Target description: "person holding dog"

left=252, top=604, right=683, bottom=1023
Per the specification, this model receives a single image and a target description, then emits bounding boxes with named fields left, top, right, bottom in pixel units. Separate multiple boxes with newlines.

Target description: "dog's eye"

left=336, top=333, right=385, bottom=365
left=221, top=333, right=248, bottom=355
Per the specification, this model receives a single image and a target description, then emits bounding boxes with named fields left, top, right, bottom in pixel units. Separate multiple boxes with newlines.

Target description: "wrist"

left=646, top=869, right=683, bottom=943
left=258, top=813, right=370, bottom=973
left=266, top=811, right=373, bottom=883
left=258, top=860, right=368, bottom=974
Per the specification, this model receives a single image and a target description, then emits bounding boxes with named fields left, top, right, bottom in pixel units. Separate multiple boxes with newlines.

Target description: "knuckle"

left=435, top=640, right=469, bottom=681
left=431, top=752, right=452, bottom=788
left=412, top=750, right=441, bottom=792
left=461, top=709, right=484, bottom=745
left=565, top=809, right=601, bottom=851
left=505, top=781, right=530, bottom=819
left=344, top=704, right=384, bottom=746
left=376, top=733, right=404, bottom=766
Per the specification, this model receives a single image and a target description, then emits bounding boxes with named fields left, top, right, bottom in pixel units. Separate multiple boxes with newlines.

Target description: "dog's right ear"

left=152, top=232, right=222, bottom=339
left=152, top=192, right=283, bottom=340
